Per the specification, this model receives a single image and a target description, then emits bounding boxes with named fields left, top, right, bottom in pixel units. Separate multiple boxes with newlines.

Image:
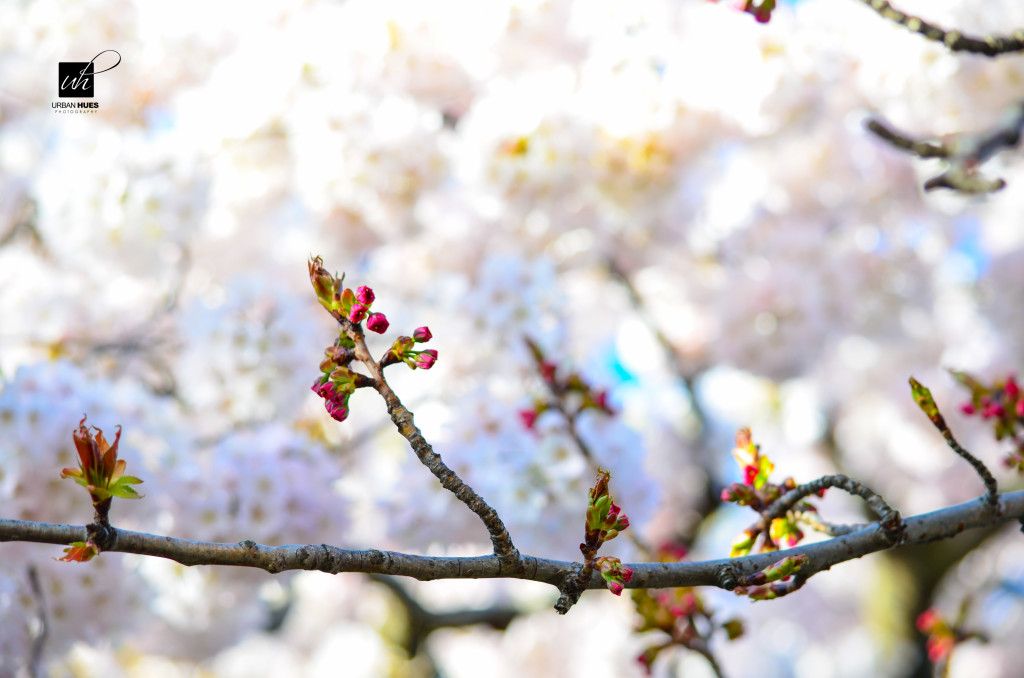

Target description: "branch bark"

left=341, top=312, right=522, bottom=570
left=3, top=490, right=1021, bottom=606
left=856, top=0, right=1024, bottom=57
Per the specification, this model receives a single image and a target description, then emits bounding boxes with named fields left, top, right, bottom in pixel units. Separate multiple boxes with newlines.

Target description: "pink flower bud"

left=413, top=326, right=432, bottom=343
left=355, top=285, right=375, bottom=305
left=312, top=379, right=334, bottom=398
left=721, top=488, right=734, bottom=502
left=606, top=580, right=624, bottom=596
left=621, top=566, right=633, bottom=583
left=366, top=312, right=389, bottom=334
left=326, top=402, right=349, bottom=422
left=1017, top=399, right=1024, bottom=417
left=927, top=636, right=954, bottom=662
left=637, top=652, right=654, bottom=675
left=960, top=402, right=976, bottom=415
left=519, top=409, right=538, bottom=429
left=983, top=404, right=1005, bottom=419
left=349, top=304, right=369, bottom=323
left=1007, top=375, right=1020, bottom=400
left=414, top=349, right=438, bottom=370
left=743, top=465, right=758, bottom=486
left=916, top=608, right=941, bottom=633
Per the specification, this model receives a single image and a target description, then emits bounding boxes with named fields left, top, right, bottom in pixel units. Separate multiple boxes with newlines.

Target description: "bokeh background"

left=2, top=0, right=1024, bottom=676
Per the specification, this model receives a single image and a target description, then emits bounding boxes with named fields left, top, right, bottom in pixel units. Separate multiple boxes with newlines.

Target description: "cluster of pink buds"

left=732, top=555, right=808, bottom=600
left=915, top=604, right=986, bottom=666
left=312, top=339, right=376, bottom=423
left=721, top=429, right=821, bottom=556
left=385, top=327, right=438, bottom=370
left=309, top=256, right=439, bottom=425
left=308, top=257, right=389, bottom=334
left=312, top=378, right=353, bottom=422
left=951, top=370, right=1024, bottom=470
left=583, top=469, right=630, bottom=556
left=707, top=0, right=776, bottom=23
left=579, top=470, right=632, bottom=594
left=519, top=337, right=614, bottom=432
left=593, top=556, right=633, bottom=596
left=917, top=609, right=956, bottom=663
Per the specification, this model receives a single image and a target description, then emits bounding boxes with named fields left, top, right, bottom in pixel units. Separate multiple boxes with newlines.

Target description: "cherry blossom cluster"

left=951, top=370, right=1024, bottom=471
left=308, top=256, right=438, bottom=422
left=720, top=428, right=821, bottom=556
left=3, top=0, right=1024, bottom=673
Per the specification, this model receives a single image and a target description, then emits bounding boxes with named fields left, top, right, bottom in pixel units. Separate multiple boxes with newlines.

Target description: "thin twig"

left=26, top=566, right=47, bottom=678
left=866, top=100, right=1024, bottom=194
left=855, top=0, right=1024, bottom=57
left=790, top=510, right=864, bottom=537
left=910, top=377, right=999, bottom=506
left=761, top=474, right=903, bottom=541
left=864, top=119, right=948, bottom=159
left=369, top=574, right=519, bottom=656
left=342, top=317, right=522, bottom=569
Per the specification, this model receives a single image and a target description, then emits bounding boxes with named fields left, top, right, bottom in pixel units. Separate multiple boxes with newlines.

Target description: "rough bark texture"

left=4, top=490, right=1022, bottom=603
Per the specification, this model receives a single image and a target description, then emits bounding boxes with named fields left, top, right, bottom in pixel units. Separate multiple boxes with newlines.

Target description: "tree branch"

left=368, top=574, right=519, bottom=656
left=341, top=314, right=522, bottom=570
left=866, top=100, right=1024, bottom=194
left=855, top=0, right=1024, bottom=57
left=761, top=473, right=902, bottom=539
left=3, top=490, right=1021, bottom=605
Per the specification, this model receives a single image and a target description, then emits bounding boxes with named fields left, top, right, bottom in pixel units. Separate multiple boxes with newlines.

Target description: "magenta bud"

left=519, top=409, right=538, bottom=429
left=326, top=402, right=349, bottom=422
left=1007, top=376, right=1020, bottom=400
left=414, top=349, right=438, bottom=370
left=356, top=285, right=375, bottom=306
left=607, top=580, right=624, bottom=596
left=349, top=304, right=369, bottom=323
left=366, top=312, right=389, bottom=334
left=413, top=326, right=432, bottom=343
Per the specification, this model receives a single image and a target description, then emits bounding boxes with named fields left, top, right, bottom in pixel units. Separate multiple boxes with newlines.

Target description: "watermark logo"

left=54, top=50, right=120, bottom=113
